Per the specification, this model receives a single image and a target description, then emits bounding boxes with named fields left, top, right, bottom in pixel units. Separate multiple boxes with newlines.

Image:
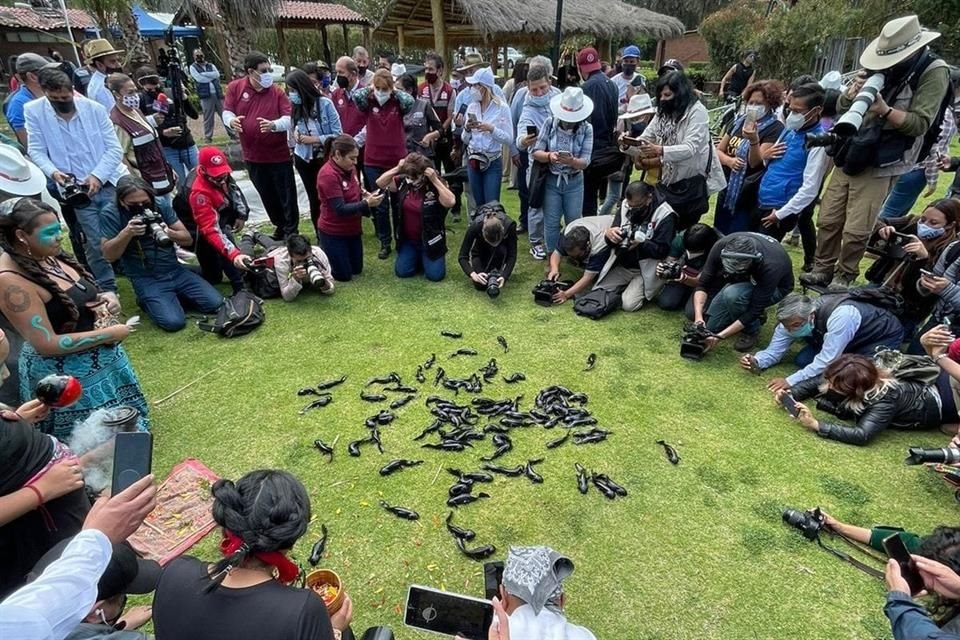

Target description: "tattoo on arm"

left=57, top=334, right=107, bottom=351
left=30, top=315, right=52, bottom=342
left=3, top=285, right=30, bottom=313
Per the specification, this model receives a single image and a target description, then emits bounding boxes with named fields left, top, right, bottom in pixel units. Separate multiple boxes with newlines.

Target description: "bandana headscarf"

left=220, top=530, right=299, bottom=584
left=503, top=546, right=574, bottom=615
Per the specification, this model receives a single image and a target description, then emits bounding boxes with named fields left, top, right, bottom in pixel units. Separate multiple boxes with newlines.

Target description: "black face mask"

left=357, top=65, right=368, bottom=76
left=195, top=56, right=205, bottom=63
left=630, top=121, right=647, bottom=137
left=336, top=75, right=350, bottom=89
left=50, top=99, right=75, bottom=115
left=659, top=98, right=677, bottom=115
left=622, top=64, right=636, bottom=75
left=558, top=120, right=578, bottom=131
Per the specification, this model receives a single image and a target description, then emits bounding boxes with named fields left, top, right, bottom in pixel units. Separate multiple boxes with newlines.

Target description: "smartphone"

left=890, top=231, right=912, bottom=246
left=883, top=533, right=925, bottom=594
left=748, top=356, right=762, bottom=376
left=780, top=393, right=800, bottom=418
left=483, top=561, right=504, bottom=600
left=404, top=585, right=494, bottom=639
left=920, top=269, right=934, bottom=278
left=557, top=150, right=573, bottom=160
left=457, top=103, right=468, bottom=117
left=111, top=431, right=153, bottom=496
left=467, top=113, right=478, bottom=124
left=526, top=125, right=538, bottom=137
left=620, top=135, right=643, bottom=147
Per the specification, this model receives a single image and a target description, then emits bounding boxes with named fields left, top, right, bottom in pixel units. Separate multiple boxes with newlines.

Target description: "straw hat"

left=550, top=87, right=594, bottom=123
left=83, top=38, right=124, bottom=62
left=618, top=93, right=655, bottom=120
left=860, top=15, right=940, bottom=71
left=455, top=52, right=487, bottom=74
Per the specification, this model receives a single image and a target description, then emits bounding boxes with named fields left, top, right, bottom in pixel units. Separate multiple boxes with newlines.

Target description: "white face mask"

left=121, top=94, right=140, bottom=110
left=784, top=111, right=808, bottom=131
left=375, top=90, right=391, bottom=106
left=259, top=72, right=274, bottom=88
left=471, top=87, right=483, bottom=103
left=745, top=104, right=767, bottom=120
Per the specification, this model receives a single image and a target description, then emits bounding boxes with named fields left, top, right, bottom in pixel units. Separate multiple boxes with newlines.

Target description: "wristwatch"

left=936, top=353, right=951, bottom=364
left=881, top=107, right=893, bottom=119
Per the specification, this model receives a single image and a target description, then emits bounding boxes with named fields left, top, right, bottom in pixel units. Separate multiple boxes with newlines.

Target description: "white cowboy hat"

left=550, top=87, right=594, bottom=123
left=618, top=93, right=655, bottom=120
left=0, top=145, right=46, bottom=197
left=860, top=15, right=940, bottom=71
left=819, top=70, right=843, bottom=90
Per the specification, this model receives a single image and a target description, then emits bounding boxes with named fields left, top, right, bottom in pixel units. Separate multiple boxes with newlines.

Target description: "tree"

left=74, top=0, right=150, bottom=65
left=699, top=1, right=761, bottom=77
left=181, top=0, right=281, bottom=71
left=628, top=0, right=733, bottom=30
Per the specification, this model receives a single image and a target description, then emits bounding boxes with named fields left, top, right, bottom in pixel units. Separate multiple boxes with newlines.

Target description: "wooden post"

left=341, top=23, right=349, bottom=56
left=362, top=25, right=370, bottom=50
left=397, top=25, right=405, bottom=55
left=321, top=24, right=332, bottom=65
left=598, top=38, right=612, bottom=64
left=277, top=24, right=288, bottom=71
left=429, top=0, right=446, bottom=64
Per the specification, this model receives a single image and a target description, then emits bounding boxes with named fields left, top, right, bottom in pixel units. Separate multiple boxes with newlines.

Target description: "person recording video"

left=800, top=15, right=952, bottom=292
left=239, top=232, right=334, bottom=302
left=457, top=201, right=518, bottom=295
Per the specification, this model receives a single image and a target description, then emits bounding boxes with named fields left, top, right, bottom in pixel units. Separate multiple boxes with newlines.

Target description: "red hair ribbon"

left=220, top=530, right=299, bottom=584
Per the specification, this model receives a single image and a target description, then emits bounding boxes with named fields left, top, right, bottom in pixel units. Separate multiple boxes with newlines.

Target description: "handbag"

left=659, top=145, right=713, bottom=229
left=527, top=159, right=550, bottom=209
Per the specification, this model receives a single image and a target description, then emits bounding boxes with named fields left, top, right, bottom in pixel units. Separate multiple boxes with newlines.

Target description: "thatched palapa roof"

left=376, top=0, right=685, bottom=47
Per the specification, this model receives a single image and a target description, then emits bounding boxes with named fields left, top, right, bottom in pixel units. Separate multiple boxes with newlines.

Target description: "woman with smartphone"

left=0, top=198, right=148, bottom=441
left=531, top=87, right=594, bottom=255
left=316, top=135, right=384, bottom=282
left=461, top=67, right=514, bottom=207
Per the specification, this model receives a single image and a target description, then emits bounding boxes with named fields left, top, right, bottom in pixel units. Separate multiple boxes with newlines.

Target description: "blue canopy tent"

left=85, top=6, right=202, bottom=39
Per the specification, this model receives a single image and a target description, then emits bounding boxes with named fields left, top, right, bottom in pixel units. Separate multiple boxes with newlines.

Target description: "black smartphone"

left=404, top=585, right=493, bottom=639
left=883, top=533, right=925, bottom=594
left=748, top=356, right=762, bottom=376
left=780, top=393, right=800, bottom=418
left=111, top=432, right=153, bottom=495
left=483, top=561, right=504, bottom=600
left=457, top=103, right=468, bottom=117
left=526, top=125, right=538, bottom=137
left=890, top=231, right=912, bottom=246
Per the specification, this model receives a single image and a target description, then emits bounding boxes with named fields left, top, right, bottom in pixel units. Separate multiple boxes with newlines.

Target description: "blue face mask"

left=528, top=93, right=551, bottom=107
left=917, top=222, right=946, bottom=240
left=288, top=91, right=301, bottom=105
left=787, top=321, right=814, bottom=338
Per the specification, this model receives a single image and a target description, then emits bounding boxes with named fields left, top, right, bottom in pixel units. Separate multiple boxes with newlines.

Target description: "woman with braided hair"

left=0, top=197, right=147, bottom=441
left=152, top=469, right=354, bottom=640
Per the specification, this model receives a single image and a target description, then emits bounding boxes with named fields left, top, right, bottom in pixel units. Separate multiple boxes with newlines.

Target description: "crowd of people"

left=1, top=12, right=960, bottom=640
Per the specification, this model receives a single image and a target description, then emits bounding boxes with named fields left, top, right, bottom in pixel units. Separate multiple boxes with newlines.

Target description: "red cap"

left=577, top=47, right=601, bottom=74
left=198, top=146, right=232, bottom=178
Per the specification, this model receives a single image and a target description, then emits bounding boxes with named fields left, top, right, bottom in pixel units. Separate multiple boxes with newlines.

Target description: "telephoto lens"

left=905, top=447, right=960, bottom=465
left=306, top=261, right=325, bottom=287
left=486, top=270, right=502, bottom=298
left=833, top=73, right=885, bottom=136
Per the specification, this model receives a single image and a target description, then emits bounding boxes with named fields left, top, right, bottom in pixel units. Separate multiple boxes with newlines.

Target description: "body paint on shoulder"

left=57, top=334, right=106, bottom=351
left=30, top=315, right=52, bottom=342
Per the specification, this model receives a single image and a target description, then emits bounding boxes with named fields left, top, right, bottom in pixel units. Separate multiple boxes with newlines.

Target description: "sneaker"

left=828, top=274, right=855, bottom=292
left=378, top=244, right=392, bottom=260
left=734, top=333, right=759, bottom=352
left=530, top=245, right=547, bottom=260
left=799, top=271, right=832, bottom=287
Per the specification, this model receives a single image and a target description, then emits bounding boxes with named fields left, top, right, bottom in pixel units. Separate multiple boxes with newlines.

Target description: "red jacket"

left=188, top=173, right=241, bottom=261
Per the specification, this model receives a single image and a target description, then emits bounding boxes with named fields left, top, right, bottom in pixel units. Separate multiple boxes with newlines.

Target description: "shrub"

left=700, top=1, right=762, bottom=78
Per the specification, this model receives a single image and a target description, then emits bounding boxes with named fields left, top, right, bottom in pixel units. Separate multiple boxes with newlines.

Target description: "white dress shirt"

left=773, top=145, right=830, bottom=220
left=86, top=71, right=115, bottom=112
left=0, top=529, right=112, bottom=640
left=462, top=97, right=513, bottom=155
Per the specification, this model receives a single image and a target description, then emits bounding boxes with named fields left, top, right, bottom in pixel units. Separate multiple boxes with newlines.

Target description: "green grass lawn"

left=121, top=171, right=960, bottom=639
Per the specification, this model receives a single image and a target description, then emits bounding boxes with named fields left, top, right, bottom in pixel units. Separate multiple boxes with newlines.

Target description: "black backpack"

left=197, top=291, right=265, bottom=337
left=573, top=288, right=622, bottom=319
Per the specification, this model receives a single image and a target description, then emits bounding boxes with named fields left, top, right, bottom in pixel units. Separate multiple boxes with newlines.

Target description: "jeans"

left=705, top=282, right=790, bottom=336
left=319, top=232, right=363, bottom=281
left=200, top=95, right=225, bottom=140
left=294, top=155, right=323, bottom=238
left=363, top=165, right=396, bottom=246
left=599, top=176, right=623, bottom=216
left=516, top=152, right=529, bottom=228
left=130, top=267, right=223, bottom=332
left=542, top=172, right=584, bottom=253
left=466, top=157, right=503, bottom=207
left=657, top=282, right=696, bottom=316
left=195, top=223, right=243, bottom=293
left=73, top=186, right=118, bottom=291
left=247, top=161, right=299, bottom=238
left=878, top=167, right=927, bottom=220
left=162, top=145, right=199, bottom=186
left=395, top=241, right=446, bottom=281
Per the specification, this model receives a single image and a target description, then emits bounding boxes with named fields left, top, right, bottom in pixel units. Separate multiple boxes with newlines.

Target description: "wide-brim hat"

left=83, top=38, right=124, bottom=62
left=0, top=145, right=46, bottom=196
left=550, top=87, right=594, bottom=123
left=455, top=52, right=487, bottom=74
left=618, top=93, right=655, bottom=120
left=860, top=15, right=940, bottom=70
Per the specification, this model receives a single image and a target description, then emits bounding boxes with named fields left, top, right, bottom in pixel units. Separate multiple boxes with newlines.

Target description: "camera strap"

left=816, top=531, right=885, bottom=580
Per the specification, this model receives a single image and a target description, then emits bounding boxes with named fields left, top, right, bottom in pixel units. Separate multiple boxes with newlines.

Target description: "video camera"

left=58, top=174, right=91, bottom=208
left=486, top=270, right=502, bottom=298
left=782, top=506, right=826, bottom=540
left=618, top=207, right=648, bottom=249
left=806, top=73, right=886, bottom=154
left=532, top=279, right=572, bottom=306
left=680, top=323, right=714, bottom=361
left=135, top=208, right=172, bottom=248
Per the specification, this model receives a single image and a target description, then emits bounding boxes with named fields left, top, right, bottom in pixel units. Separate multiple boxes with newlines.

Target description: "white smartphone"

left=404, top=585, right=494, bottom=639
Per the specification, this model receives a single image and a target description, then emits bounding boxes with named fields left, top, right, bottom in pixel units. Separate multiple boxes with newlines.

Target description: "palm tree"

left=181, top=0, right=282, bottom=72
left=75, top=0, right=150, bottom=65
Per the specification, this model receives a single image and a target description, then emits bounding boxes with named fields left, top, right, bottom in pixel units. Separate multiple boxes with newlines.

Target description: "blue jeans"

left=73, top=186, right=118, bottom=291
left=705, top=282, right=790, bottom=336
left=878, top=167, right=926, bottom=220
left=363, top=165, right=395, bottom=246
left=542, top=172, right=584, bottom=253
left=516, top=153, right=529, bottom=227
left=162, top=145, right=199, bottom=186
left=319, top=232, right=363, bottom=281
left=599, top=175, right=622, bottom=216
left=395, top=240, right=446, bottom=281
left=131, top=267, right=224, bottom=332
left=467, top=157, right=503, bottom=207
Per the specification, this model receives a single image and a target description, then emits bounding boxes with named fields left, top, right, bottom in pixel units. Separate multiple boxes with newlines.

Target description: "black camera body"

left=136, top=208, right=172, bottom=248
left=532, top=279, right=572, bottom=306
left=782, top=506, right=825, bottom=540
left=59, top=174, right=91, bottom=208
left=659, top=261, right=683, bottom=281
left=486, top=270, right=502, bottom=298
left=680, top=323, right=713, bottom=360
left=804, top=131, right=842, bottom=151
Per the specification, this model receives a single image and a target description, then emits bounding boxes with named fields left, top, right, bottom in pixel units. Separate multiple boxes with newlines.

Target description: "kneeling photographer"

left=744, top=291, right=904, bottom=390
left=102, top=176, right=223, bottom=332
left=800, top=15, right=952, bottom=292
left=457, top=202, right=518, bottom=297
left=240, top=232, right=334, bottom=302
left=692, top=232, right=794, bottom=352
left=655, top=223, right=721, bottom=316
left=591, top=181, right=676, bottom=312
left=776, top=352, right=942, bottom=445
left=547, top=216, right=614, bottom=305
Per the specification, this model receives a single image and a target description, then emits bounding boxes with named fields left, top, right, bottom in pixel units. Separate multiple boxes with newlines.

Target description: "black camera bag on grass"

left=198, top=291, right=265, bottom=337
left=573, top=288, right=622, bottom=319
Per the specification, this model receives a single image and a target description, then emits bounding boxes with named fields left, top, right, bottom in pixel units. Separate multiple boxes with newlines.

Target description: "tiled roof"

left=277, top=2, right=371, bottom=24
left=0, top=7, right=96, bottom=30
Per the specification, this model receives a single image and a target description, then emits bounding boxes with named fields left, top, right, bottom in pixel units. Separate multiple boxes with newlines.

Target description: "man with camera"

left=102, top=175, right=223, bottom=331
left=742, top=292, right=904, bottom=390
left=693, top=232, right=794, bottom=352
left=547, top=216, right=614, bottom=304
left=801, top=15, right=953, bottom=292
left=240, top=231, right=334, bottom=302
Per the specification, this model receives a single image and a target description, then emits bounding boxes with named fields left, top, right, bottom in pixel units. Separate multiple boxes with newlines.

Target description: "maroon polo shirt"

left=316, top=160, right=364, bottom=237
left=224, top=77, right=292, bottom=164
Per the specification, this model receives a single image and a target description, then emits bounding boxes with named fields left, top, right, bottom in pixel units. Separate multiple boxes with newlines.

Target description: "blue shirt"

left=100, top=203, right=180, bottom=279
left=4, top=86, right=39, bottom=132
left=885, top=591, right=960, bottom=640
left=290, top=96, right=342, bottom=162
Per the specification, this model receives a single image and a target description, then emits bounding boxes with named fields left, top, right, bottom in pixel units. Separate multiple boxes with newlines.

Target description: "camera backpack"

left=873, top=348, right=939, bottom=386
left=197, top=290, right=265, bottom=338
left=573, top=288, right=622, bottom=319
